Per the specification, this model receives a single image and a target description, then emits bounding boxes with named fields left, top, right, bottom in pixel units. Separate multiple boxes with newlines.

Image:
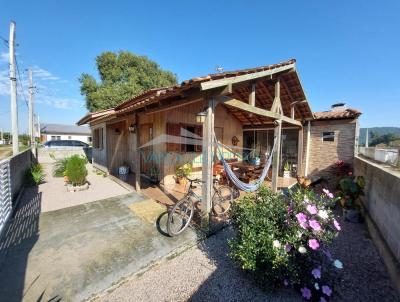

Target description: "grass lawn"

left=0, top=145, right=30, bottom=160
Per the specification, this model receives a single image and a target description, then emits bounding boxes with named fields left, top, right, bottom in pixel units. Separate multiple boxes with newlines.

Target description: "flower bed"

left=229, top=186, right=343, bottom=301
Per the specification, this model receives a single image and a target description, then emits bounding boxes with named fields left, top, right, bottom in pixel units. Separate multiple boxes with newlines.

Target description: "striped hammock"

left=214, top=134, right=277, bottom=192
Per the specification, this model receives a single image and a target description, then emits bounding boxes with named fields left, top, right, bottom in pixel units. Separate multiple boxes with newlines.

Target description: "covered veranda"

left=194, top=60, right=312, bottom=227
left=82, top=59, right=314, bottom=229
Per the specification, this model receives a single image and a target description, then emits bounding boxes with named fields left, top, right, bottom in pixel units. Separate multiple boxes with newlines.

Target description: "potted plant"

left=175, top=162, right=192, bottom=185
left=65, top=155, right=89, bottom=192
left=283, top=161, right=291, bottom=178
left=149, top=165, right=160, bottom=184
left=248, top=143, right=261, bottom=165
left=338, top=175, right=365, bottom=222
left=63, top=171, right=69, bottom=184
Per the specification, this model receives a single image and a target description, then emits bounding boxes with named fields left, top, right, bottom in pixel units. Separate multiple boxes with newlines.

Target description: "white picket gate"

left=0, top=158, right=12, bottom=235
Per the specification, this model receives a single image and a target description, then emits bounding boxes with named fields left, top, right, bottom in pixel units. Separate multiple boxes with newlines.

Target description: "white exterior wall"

left=44, top=133, right=91, bottom=143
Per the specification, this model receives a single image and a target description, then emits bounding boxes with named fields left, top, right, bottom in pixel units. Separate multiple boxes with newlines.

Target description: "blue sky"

left=1, top=0, right=399, bottom=133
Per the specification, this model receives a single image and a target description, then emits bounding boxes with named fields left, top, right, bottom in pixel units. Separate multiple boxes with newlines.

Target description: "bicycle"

left=167, top=177, right=233, bottom=236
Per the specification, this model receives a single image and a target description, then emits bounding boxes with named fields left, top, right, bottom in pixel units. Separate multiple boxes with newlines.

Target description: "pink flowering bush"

left=229, top=186, right=343, bottom=301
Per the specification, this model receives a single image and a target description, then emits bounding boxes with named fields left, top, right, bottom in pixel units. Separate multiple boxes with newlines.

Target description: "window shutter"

left=195, top=126, right=202, bottom=152
left=166, top=123, right=181, bottom=152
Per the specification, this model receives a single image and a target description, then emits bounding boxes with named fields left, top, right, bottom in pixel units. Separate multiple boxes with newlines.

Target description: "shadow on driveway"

left=0, top=191, right=198, bottom=302
left=0, top=186, right=41, bottom=302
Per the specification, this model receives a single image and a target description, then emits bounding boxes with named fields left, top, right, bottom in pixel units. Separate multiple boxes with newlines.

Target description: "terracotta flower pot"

left=177, top=177, right=187, bottom=186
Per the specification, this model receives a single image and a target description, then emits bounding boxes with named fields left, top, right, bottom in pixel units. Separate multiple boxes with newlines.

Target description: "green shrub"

left=52, top=157, right=69, bottom=177
left=26, top=163, right=45, bottom=186
left=229, top=186, right=342, bottom=300
left=65, top=155, right=87, bottom=186
left=338, top=175, right=365, bottom=209
left=175, top=162, right=192, bottom=178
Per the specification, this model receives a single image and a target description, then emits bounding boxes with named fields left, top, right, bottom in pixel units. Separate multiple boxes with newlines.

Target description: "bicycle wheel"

left=212, top=185, right=232, bottom=215
left=167, top=196, right=194, bottom=236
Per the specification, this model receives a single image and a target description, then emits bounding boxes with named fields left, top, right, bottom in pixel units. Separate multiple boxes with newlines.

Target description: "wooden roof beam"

left=219, top=96, right=302, bottom=127
left=281, top=79, right=303, bottom=119
left=200, top=63, right=296, bottom=91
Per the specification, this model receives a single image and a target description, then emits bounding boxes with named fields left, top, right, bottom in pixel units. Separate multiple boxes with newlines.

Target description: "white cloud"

left=0, top=52, right=79, bottom=109
left=32, top=65, right=60, bottom=81
left=36, top=96, right=79, bottom=109
left=0, top=69, right=10, bottom=96
left=0, top=52, right=8, bottom=63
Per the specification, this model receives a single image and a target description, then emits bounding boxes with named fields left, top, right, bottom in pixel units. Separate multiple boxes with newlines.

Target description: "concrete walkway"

left=40, top=163, right=130, bottom=212
left=0, top=191, right=199, bottom=302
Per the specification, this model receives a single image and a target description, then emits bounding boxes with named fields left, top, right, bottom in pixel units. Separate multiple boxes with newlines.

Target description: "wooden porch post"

left=272, top=120, right=282, bottom=192
left=134, top=115, right=141, bottom=192
left=297, top=126, right=304, bottom=176
left=271, top=78, right=282, bottom=193
left=304, top=120, right=311, bottom=177
left=249, top=83, right=256, bottom=106
left=201, top=98, right=215, bottom=229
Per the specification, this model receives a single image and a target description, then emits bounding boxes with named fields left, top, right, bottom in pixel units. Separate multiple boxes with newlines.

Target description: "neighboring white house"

left=41, top=123, right=92, bottom=143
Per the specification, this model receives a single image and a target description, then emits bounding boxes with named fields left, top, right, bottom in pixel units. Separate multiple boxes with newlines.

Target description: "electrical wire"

left=14, top=54, right=29, bottom=108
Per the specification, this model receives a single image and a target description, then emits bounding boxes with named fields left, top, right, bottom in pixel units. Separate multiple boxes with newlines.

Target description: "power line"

left=0, top=36, right=8, bottom=51
left=14, top=54, right=29, bottom=108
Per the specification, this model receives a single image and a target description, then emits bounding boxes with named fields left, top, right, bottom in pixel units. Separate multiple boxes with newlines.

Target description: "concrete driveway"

left=0, top=190, right=199, bottom=302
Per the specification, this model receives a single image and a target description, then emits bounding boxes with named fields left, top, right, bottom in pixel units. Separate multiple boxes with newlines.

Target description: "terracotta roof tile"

left=78, top=59, right=313, bottom=125
left=313, top=108, right=361, bottom=120
left=115, top=59, right=296, bottom=111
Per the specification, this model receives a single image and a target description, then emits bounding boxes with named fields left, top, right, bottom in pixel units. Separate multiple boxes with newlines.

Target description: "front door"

left=139, top=123, right=153, bottom=175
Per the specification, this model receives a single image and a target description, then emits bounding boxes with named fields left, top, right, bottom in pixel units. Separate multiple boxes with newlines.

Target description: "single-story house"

left=41, top=123, right=92, bottom=143
left=77, top=59, right=361, bottom=217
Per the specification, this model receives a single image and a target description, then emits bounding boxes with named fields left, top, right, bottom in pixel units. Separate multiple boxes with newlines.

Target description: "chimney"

left=331, top=102, right=347, bottom=111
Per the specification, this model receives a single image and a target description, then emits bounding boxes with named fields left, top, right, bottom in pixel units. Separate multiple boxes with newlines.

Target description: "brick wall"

left=306, top=119, right=357, bottom=186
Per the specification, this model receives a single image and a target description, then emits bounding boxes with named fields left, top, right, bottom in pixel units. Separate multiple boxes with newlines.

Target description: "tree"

left=370, top=132, right=399, bottom=147
left=79, top=51, right=178, bottom=111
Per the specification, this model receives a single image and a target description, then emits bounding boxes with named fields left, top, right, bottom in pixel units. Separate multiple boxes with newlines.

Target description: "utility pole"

left=9, top=21, right=18, bottom=155
left=28, top=69, right=34, bottom=146
left=365, top=128, right=369, bottom=147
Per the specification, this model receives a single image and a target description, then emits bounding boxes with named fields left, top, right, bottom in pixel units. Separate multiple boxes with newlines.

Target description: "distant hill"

left=359, top=127, right=400, bottom=145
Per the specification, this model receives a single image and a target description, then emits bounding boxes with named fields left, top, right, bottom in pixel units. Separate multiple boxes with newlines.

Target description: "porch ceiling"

left=221, top=71, right=311, bottom=127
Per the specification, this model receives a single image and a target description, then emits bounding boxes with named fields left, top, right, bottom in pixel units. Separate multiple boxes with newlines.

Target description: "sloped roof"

left=41, top=123, right=91, bottom=135
left=313, top=108, right=361, bottom=120
left=77, top=109, right=115, bottom=126
left=78, top=59, right=314, bottom=125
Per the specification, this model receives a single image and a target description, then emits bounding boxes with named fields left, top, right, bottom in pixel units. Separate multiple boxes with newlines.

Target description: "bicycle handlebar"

left=186, top=177, right=205, bottom=184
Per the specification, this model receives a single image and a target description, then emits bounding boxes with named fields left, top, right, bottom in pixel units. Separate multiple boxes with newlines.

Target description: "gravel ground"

left=95, top=216, right=399, bottom=302
left=95, top=227, right=300, bottom=302
left=330, top=215, right=400, bottom=302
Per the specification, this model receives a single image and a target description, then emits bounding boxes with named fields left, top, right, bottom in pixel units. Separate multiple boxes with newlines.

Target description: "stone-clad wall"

left=306, top=119, right=357, bottom=185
